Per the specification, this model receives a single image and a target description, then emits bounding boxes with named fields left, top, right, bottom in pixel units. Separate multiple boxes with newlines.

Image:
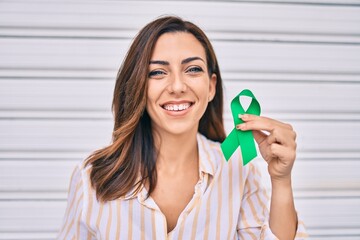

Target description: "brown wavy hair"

left=85, top=16, right=226, bottom=202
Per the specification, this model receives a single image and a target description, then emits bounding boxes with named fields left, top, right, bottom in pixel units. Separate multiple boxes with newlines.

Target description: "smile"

left=162, top=102, right=193, bottom=112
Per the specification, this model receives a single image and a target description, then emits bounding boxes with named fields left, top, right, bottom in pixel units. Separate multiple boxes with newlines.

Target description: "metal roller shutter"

left=1, top=1, right=359, bottom=239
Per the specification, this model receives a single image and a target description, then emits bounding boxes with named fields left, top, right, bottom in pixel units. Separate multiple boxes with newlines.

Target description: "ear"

left=208, top=73, right=217, bottom=102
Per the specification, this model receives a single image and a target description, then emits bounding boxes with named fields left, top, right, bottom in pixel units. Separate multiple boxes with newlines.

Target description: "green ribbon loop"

left=221, top=89, right=261, bottom=165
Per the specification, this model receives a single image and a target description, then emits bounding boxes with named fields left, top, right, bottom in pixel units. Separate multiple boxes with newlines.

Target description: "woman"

left=58, top=16, right=307, bottom=239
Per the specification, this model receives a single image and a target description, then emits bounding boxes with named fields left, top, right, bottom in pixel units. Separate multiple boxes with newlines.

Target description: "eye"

left=186, top=66, right=203, bottom=74
left=148, top=70, right=165, bottom=78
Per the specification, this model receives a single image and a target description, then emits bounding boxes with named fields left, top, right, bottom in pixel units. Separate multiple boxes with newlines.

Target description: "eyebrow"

left=149, top=56, right=205, bottom=65
left=181, top=56, right=205, bottom=64
left=149, top=60, right=169, bottom=65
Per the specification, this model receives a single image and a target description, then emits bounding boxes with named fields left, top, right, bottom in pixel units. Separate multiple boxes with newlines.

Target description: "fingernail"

left=238, top=114, right=244, bottom=119
left=236, top=124, right=245, bottom=130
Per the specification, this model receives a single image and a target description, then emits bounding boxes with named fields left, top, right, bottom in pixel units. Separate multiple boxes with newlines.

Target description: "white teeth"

left=163, top=103, right=191, bottom=111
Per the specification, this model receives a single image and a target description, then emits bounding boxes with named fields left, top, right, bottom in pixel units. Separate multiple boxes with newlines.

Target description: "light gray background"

left=1, top=0, right=360, bottom=239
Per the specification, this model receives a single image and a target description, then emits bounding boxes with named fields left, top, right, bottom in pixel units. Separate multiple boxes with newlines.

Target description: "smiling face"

left=146, top=32, right=217, bottom=138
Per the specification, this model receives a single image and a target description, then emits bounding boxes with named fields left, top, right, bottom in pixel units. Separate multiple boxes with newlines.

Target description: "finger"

left=268, top=143, right=296, bottom=164
left=237, top=114, right=274, bottom=132
left=238, top=114, right=293, bottom=131
left=267, top=128, right=297, bottom=148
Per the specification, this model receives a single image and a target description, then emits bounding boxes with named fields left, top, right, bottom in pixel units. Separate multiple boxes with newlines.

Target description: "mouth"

left=161, top=102, right=194, bottom=112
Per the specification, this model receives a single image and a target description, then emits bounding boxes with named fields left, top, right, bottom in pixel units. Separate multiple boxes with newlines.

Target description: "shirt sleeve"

left=237, top=163, right=308, bottom=239
left=57, top=165, right=93, bottom=240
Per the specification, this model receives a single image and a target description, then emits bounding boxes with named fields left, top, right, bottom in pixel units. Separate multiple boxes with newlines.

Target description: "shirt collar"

left=197, top=133, right=216, bottom=176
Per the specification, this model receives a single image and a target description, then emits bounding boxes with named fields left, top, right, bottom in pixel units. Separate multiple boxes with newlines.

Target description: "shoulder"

left=68, top=162, right=83, bottom=188
left=67, top=160, right=94, bottom=200
left=68, top=160, right=98, bottom=215
left=69, top=160, right=90, bottom=182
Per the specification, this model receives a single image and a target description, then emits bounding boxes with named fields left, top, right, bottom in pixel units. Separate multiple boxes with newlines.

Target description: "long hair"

left=85, top=16, right=226, bottom=202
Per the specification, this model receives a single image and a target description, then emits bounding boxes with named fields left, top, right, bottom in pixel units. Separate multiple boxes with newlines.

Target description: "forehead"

left=151, top=32, right=206, bottom=60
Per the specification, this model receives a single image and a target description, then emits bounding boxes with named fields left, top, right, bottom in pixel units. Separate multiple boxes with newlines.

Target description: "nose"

left=168, top=72, right=187, bottom=94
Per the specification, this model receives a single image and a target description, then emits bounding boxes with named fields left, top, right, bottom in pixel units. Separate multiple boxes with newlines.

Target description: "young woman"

left=58, top=16, right=307, bottom=239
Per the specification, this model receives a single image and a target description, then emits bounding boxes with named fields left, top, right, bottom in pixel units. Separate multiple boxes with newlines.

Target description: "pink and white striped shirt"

left=58, top=133, right=307, bottom=239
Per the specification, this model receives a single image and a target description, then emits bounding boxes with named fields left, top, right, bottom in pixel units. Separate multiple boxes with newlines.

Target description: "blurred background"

left=0, top=0, right=360, bottom=239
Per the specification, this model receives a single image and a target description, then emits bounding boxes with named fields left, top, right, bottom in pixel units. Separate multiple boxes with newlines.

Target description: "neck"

left=153, top=129, right=199, bottom=173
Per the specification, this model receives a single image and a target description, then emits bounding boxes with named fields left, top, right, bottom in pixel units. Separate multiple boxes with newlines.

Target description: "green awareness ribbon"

left=221, top=89, right=261, bottom=165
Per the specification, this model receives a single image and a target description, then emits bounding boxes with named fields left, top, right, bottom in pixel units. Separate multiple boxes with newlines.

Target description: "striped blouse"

left=57, top=133, right=307, bottom=239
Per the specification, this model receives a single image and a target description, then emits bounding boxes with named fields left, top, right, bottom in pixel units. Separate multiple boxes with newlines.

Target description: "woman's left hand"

left=237, top=114, right=297, bottom=181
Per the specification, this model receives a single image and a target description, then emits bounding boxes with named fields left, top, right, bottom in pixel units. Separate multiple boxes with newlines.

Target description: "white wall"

left=1, top=1, right=360, bottom=239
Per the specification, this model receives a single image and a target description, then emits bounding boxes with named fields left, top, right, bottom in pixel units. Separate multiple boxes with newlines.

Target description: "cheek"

left=193, top=80, right=211, bottom=99
left=146, top=81, right=162, bottom=111
left=146, top=82, right=157, bottom=101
